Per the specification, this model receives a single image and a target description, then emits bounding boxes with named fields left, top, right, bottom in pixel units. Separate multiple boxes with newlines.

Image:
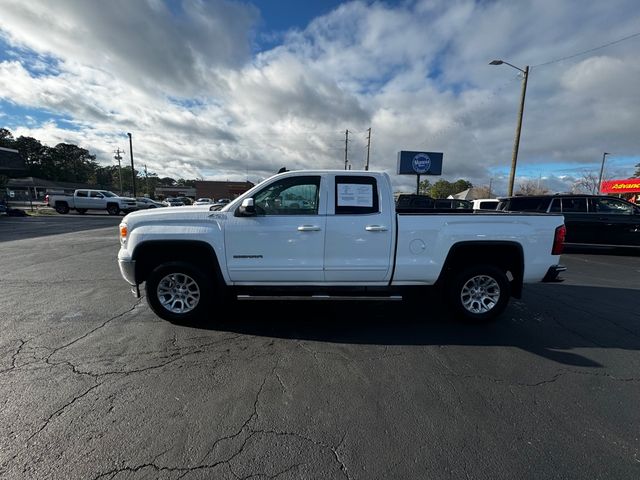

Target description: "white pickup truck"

left=47, top=189, right=138, bottom=215
left=117, top=170, right=566, bottom=323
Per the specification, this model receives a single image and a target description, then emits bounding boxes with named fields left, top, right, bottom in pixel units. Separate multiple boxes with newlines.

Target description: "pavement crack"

left=0, top=339, right=27, bottom=374
left=46, top=299, right=143, bottom=362
left=247, top=429, right=351, bottom=480
left=26, top=381, right=104, bottom=443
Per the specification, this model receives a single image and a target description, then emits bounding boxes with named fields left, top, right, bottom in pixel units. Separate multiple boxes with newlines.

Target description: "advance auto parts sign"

left=600, top=179, right=640, bottom=194
left=397, top=151, right=443, bottom=175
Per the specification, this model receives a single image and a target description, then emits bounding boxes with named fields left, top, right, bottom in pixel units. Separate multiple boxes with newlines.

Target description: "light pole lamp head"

left=489, top=60, right=504, bottom=65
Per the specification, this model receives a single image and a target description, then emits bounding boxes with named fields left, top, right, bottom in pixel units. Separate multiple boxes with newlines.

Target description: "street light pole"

left=490, top=60, right=529, bottom=196
left=113, top=148, right=124, bottom=195
left=127, top=132, right=136, bottom=198
left=597, top=152, right=610, bottom=194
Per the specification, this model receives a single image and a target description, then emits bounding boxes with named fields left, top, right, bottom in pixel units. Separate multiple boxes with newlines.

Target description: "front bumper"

left=118, top=258, right=136, bottom=285
left=542, top=264, right=566, bottom=282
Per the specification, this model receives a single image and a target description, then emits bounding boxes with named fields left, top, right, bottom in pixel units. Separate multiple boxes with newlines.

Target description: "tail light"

left=552, top=224, right=566, bottom=255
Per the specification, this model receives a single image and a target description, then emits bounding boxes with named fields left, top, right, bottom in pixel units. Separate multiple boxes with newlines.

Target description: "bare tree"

left=516, top=180, right=549, bottom=195
left=572, top=171, right=600, bottom=194
left=473, top=186, right=492, bottom=198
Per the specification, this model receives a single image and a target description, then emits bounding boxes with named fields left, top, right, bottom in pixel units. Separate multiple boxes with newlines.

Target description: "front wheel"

left=447, top=265, right=510, bottom=322
left=107, top=204, right=120, bottom=215
left=145, top=262, right=213, bottom=323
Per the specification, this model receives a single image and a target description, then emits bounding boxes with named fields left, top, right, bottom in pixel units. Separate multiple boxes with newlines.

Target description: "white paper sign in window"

left=337, top=183, right=373, bottom=207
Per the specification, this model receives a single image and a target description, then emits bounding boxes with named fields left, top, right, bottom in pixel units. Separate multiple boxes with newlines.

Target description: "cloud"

left=0, top=0, right=639, bottom=195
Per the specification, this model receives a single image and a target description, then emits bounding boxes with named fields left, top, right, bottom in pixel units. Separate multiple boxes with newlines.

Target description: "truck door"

left=74, top=190, right=90, bottom=209
left=324, top=175, right=393, bottom=283
left=89, top=190, right=106, bottom=209
left=224, top=175, right=326, bottom=283
left=589, top=197, right=640, bottom=247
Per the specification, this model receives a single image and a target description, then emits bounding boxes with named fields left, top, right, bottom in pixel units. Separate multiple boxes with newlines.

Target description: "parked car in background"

left=498, top=194, right=640, bottom=248
left=435, top=199, right=472, bottom=209
left=46, top=190, right=138, bottom=215
left=472, top=199, right=500, bottom=210
left=175, top=196, right=193, bottom=205
left=193, top=198, right=214, bottom=205
left=395, top=195, right=472, bottom=211
left=209, top=198, right=232, bottom=210
left=136, top=197, right=165, bottom=209
left=163, top=198, right=185, bottom=207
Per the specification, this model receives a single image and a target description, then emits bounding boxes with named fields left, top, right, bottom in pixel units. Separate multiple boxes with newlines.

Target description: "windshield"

left=100, top=191, right=117, bottom=197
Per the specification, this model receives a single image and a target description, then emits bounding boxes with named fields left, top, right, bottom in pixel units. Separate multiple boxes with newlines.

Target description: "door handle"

left=365, top=225, right=388, bottom=232
left=297, top=225, right=321, bottom=231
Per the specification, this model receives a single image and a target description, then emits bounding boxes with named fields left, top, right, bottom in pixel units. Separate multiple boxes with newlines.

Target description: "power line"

left=532, top=31, right=640, bottom=68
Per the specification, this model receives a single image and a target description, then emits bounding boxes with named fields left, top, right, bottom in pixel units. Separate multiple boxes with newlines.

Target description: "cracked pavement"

left=1, top=216, right=639, bottom=479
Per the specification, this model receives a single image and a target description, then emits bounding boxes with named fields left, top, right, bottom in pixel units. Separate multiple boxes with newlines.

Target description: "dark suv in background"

left=498, top=194, right=640, bottom=248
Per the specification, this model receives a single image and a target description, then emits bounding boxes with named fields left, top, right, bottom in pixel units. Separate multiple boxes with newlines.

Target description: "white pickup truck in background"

left=117, top=170, right=566, bottom=323
left=47, top=189, right=138, bottom=215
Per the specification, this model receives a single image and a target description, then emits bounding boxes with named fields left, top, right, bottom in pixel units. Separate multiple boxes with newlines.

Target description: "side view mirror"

left=237, top=197, right=256, bottom=216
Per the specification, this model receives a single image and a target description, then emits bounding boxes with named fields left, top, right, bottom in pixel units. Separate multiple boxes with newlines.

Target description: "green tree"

left=418, top=178, right=432, bottom=195
left=50, top=143, right=98, bottom=183
left=0, top=128, right=15, bottom=148
left=427, top=179, right=473, bottom=198
left=14, top=136, right=46, bottom=177
left=158, top=177, right=177, bottom=186
left=176, top=178, right=196, bottom=187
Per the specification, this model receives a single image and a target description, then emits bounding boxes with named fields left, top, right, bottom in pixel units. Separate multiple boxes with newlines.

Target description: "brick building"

left=194, top=180, right=254, bottom=201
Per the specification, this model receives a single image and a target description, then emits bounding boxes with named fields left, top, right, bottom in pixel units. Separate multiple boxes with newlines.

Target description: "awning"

left=600, top=179, right=640, bottom=194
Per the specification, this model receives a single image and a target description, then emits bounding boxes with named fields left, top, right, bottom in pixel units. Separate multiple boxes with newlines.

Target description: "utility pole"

left=365, top=127, right=371, bottom=171
left=488, top=178, right=493, bottom=198
left=144, top=164, right=149, bottom=196
left=127, top=133, right=136, bottom=198
left=344, top=129, right=349, bottom=170
left=508, top=65, right=529, bottom=196
left=489, top=60, right=529, bottom=196
left=597, top=152, right=610, bottom=194
left=113, top=148, right=124, bottom=195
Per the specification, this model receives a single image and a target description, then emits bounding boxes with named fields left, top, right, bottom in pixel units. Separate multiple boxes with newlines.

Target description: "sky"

left=0, top=0, right=639, bottom=195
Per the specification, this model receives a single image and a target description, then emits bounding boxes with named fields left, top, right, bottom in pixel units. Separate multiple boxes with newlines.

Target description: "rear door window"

left=506, top=197, right=550, bottom=212
left=335, top=176, right=379, bottom=215
left=561, top=198, right=587, bottom=213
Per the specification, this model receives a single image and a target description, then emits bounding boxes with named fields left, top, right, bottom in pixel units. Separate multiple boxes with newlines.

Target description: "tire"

left=76, top=208, right=87, bottom=215
left=447, top=264, right=510, bottom=322
left=107, top=203, right=120, bottom=215
left=55, top=202, right=70, bottom=214
left=145, top=262, right=213, bottom=323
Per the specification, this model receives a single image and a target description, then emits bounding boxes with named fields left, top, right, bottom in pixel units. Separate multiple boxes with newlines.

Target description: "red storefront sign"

left=600, top=179, right=640, bottom=194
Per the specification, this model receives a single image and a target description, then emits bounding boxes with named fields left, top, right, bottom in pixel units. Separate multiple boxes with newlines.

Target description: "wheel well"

left=55, top=200, right=69, bottom=206
left=437, top=242, right=524, bottom=298
left=133, top=240, right=222, bottom=285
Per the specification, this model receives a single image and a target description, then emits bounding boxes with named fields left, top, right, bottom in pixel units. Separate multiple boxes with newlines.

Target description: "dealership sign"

left=600, top=179, right=640, bottom=194
left=397, top=151, right=443, bottom=175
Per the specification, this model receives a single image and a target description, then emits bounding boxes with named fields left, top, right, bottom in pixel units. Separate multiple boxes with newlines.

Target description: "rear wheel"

left=145, top=262, right=213, bottom=323
left=55, top=203, right=70, bottom=214
left=107, top=204, right=120, bottom=215
left=447, top=265, right=510, bottom=322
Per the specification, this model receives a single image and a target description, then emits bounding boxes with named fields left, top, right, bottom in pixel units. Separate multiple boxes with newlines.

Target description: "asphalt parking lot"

left=1, top=215, right=639, bottom=479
